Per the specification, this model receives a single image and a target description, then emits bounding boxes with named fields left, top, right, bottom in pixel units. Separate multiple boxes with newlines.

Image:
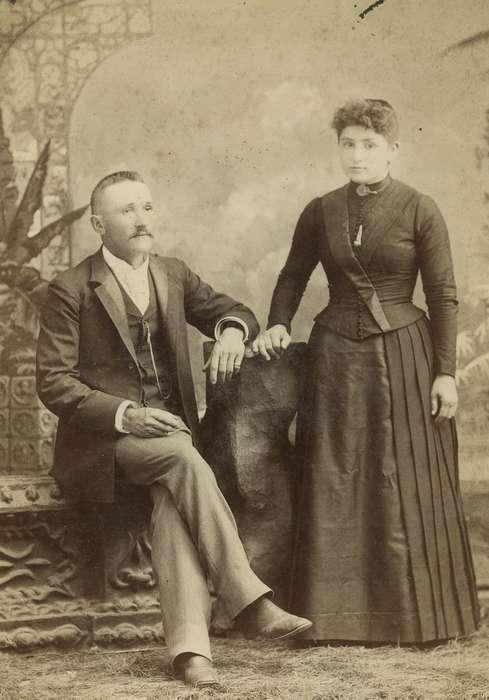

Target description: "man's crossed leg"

left=116, top=430, right=311, bottom=688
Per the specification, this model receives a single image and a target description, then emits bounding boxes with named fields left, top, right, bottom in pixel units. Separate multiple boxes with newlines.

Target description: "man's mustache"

left=130, top=227, right=153, bottom=238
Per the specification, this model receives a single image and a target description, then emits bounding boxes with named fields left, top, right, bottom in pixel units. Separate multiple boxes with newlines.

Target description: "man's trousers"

left=115, top=429, right=270, bottom=662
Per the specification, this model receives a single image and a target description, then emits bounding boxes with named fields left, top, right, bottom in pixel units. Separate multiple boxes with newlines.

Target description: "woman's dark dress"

left=268, top=176, right=479, bottom=643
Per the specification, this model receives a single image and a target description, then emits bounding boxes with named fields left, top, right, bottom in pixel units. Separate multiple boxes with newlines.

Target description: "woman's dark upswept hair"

left=331, top=99, right=399, bottom=142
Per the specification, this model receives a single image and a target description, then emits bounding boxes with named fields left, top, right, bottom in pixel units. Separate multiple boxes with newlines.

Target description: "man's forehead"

left=101, top=180, right=152, bottom=206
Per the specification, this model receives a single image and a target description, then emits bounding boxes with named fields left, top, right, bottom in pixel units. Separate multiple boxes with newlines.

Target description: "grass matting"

left=1, top=623, right=488, bottom=699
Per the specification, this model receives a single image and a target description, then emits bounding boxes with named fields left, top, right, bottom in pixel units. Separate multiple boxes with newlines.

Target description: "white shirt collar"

left=102, top=246, right=150, bottom=314
left=102, top=246, right=149, bottom=278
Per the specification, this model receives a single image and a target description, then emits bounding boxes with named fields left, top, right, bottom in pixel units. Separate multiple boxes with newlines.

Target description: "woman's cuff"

left=435, top=358, right=456, bottom=378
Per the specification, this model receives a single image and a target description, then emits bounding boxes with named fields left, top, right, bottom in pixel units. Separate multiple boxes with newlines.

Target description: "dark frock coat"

left=267, top=178, right=479, bottom=643
left=36, top=248, right=259, bottom=503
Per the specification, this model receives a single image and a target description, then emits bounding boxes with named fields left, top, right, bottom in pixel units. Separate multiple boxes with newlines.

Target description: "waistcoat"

left=118, top=271, right=182, bottom=414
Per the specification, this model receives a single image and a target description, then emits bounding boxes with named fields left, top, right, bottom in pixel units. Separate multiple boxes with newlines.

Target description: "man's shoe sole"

left=191, top=678, right=223, bottom=689
left=174, top=659, right=222, bottom=688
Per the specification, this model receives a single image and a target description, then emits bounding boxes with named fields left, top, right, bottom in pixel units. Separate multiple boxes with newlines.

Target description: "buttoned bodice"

left=267, top=178, right=458, bottom=376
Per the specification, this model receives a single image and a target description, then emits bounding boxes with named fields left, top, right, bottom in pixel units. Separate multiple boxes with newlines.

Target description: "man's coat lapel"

left=90, top=248, right=138, bottom=364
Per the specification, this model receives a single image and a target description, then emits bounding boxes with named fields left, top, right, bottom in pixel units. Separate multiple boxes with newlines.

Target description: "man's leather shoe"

left=237, top=597, right=312, bottom=640
left=174, top=654, right=220, bottom=688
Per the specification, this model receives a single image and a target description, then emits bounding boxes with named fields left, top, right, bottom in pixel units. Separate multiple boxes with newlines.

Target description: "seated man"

left=36, top=171, right=311, bottom=688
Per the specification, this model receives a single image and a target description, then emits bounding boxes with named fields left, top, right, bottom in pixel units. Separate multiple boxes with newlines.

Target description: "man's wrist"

left=220, top=325, right=245, bottom=340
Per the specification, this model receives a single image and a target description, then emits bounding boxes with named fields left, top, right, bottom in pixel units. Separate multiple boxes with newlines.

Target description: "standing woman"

left=253, top=99, right=479, bottom=644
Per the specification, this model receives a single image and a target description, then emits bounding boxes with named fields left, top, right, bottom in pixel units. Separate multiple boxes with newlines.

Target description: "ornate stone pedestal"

left=0, top=376, right=162, bottom=650
left=0, top=486, right=163, bottom=649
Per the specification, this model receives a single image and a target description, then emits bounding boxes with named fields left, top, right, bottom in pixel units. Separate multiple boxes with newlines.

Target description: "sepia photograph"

left=0, top=1, right=488, bottom=698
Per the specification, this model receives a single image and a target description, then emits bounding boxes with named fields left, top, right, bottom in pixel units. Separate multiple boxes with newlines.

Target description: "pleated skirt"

left=290, top=316, right=479, bottom=643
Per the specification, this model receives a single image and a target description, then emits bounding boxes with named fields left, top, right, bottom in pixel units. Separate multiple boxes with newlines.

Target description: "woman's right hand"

left=252, top=324, right=291, bottom=360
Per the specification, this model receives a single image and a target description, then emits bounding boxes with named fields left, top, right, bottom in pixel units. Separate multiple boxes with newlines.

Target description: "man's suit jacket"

left=36, top=247, right=259, bottom=503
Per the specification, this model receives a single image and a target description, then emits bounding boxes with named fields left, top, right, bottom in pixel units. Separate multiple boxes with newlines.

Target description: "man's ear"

left=90, top=214, right=104, bottom=235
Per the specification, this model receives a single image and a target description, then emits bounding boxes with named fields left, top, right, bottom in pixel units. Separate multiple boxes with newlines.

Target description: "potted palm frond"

left=0, top=109, right=87, bottom=375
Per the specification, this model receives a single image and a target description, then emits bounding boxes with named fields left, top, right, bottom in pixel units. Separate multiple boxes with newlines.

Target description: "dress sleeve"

left=415, top=194, right=458, bottom=377
left=267, top=198, right=320, bottom=331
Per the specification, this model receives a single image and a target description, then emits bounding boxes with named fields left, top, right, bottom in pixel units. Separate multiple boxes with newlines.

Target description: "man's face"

left=338, top=125, right=399, bottom=184
left=91, top=180, right=154, bottom=264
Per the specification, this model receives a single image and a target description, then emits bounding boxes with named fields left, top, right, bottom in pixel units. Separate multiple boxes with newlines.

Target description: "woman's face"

left=338, top=125, right=399, bottom=184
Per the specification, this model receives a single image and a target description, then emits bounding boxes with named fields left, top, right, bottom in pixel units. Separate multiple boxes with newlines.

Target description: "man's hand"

left=431, top=374, right=458, bottom=422
left=122, top=406, right=183, bottom=437
left=204, top=326, right=245, bottom=384
left=252, top=324, right=291, bottom=360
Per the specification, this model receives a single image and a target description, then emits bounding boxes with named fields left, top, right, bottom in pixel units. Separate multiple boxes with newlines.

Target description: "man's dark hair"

left=90, top=171, right=145, bottom=214
left=331, top=99, right=399, bottom=142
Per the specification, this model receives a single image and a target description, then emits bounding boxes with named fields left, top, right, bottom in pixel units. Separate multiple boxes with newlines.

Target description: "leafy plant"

left=0, top=108, right=87, bottom=374
left=456, top=109, right=489, bottom=389
left=456, top=285, right=489, bottom=387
